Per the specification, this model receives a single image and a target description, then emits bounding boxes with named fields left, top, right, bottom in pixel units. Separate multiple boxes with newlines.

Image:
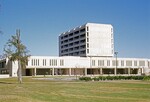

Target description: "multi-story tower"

left=59, top=23, right=114, bottom=57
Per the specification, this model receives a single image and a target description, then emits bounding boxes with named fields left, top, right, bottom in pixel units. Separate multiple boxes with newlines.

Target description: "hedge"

left=79, top=76, right=150, bottom=81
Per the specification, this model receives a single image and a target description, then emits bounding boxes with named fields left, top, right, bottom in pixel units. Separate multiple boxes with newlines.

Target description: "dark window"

left=80, top=28, right=85, bottom=32
left=87, top=26, right=89, bottom=31
left=74, top=31, right=79, bottom=34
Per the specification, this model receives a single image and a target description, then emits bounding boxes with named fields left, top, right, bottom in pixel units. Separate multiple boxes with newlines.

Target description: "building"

left=59, top=23, right=114, bottom=57
left=0, top=56, right=150, bottom=77
left=0, top=23, right=150, bottom=77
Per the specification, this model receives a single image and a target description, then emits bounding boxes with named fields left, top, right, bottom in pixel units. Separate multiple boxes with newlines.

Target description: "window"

left=98, top=60, right=104, bottom=66
left=43, top=59, right=46, bottom=66
left=0, top=61, right=6, bottom=68
left=50, top=59, right=52, bottom=66
left=139, top=61, right=145, bottom=66
left=80, top=28, right=85, bottom=32
left=148, top=61, right=150, bottom=67
left=107, top=60, right=110, bottom=66
left=74, top=31, right=79, bottom=34
left=121, top=60, right=124, bottom=66
left=87, top=43, right=89, bottom=48
left=134, top=61, right=137, bottom=66
left=92, top=60, right=95, bottom=66
left=52, top=59, right=57, bottom=66
left=112, top=60, right=116, bottom=66
left=87, top=32, right=89, bottom=36
left=87, top=38, right=89, bottom=42
left=87, top=26, right=89, bottom=31
left=126, top=60, right=132, bottom=66
left=87, top=49, right=89, bottom=53
left=31, top=59, right=34, bottom=66
left=60, top=60, right=64, bottom=66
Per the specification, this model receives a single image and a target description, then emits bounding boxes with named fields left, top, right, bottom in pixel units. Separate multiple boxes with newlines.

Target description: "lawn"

left=0, top=77, right=150, bottom=102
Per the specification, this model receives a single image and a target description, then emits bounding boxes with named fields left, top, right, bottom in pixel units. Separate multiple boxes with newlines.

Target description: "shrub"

left=93, top=77, right=99, bottom=81
left=106, top=76, right=113, bottom=80
left=79, top=77, right=92, bottom=81
left=143, top=76, right=150, bottom=81
left=79, top=76, right=146, bottom=81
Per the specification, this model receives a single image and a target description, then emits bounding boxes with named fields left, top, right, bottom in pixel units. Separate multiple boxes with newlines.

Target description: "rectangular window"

left=112, top=60, right=116, bottom=66
left=87, top=32, right=89, bottom=36
left=134, top=61, right=137, bottom=66
left=36, top=59, right=37, bottom=66
left=0, top=61, right=6, bottom=68
left=43, top=59, right=46, bottom=66
left=87, top=49, right=89, bottom=53
left=121, top=60, right=124, bottom=66
left=53, top=59, right=57, bottom=66
left=87, top=26, right=89, bottom=31
left=60, top=60, right=64, bottom=66
left=31, top=59, right=33, bottom=66
left=50, top=59, right=52, bottom=66
left=148, top=61, right=150, bottom=67
left=87, top=43, right=89, bottom=48
left=126, top=60, right=132, bottom=66
left=139, top=61, right=145, bottom=66
left=87, top=38, right=89, bottom=42
left=92, top=60, right=95, bottom=66
left=98, top=60, right=104, bottom=66
left=107, top=60, right=110, bottom=66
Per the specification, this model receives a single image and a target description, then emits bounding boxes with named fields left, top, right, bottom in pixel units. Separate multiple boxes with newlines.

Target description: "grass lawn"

left=0, top=77, right=150, bottom=102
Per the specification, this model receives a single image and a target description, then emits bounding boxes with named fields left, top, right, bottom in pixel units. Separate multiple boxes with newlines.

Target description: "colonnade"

left=26, top=67, right=142, bottom=76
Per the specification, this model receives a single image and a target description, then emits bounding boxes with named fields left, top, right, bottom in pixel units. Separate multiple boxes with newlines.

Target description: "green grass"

left=0, top=77, right=150, bottom=102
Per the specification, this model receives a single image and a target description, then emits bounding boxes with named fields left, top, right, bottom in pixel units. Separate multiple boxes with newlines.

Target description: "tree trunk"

left=18, top=60, right=22, bottom=84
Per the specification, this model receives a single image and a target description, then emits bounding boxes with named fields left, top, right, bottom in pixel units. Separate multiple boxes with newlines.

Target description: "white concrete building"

left=59, top=23, right=114, bottom=57
left=0, top=23, right=150, bottom=77
left=0, top=56, right=150, bottom=77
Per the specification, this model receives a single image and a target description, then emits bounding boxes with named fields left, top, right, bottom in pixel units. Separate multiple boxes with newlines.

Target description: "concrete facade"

left=1, top=56, right=150, bottom=77
left=59, top=23, right=114, bottom=57
left=0, top=23, right=150, bottom=77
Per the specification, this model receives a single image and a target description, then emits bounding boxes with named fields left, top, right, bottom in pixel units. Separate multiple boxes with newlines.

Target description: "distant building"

left=59, top=23, right=114, bottom=57
left=0, top=23, right=150, bottom=77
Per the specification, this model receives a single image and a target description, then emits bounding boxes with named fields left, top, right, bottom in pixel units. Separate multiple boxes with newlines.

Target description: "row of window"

left=92, top=60, right=146, bottom=67
left=61, top=39, right=86, bottom=49
left=61, top=45, right=86, bottom=53
left=61, top=50, right=86, bottom=56
left=0, top=61, right=6, bottom=68
left=31, top=59, right=64, bottom=66
left=61, top=28, right=86, bottom=40
left=61, top=34, right=86, bottom=44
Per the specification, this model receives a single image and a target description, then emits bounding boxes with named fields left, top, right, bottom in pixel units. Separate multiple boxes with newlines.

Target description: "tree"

left=4, top=29, right=30, bottom=84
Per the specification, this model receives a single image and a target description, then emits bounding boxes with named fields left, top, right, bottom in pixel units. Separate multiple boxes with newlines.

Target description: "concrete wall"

left=86, top=23, right=113, bottom=57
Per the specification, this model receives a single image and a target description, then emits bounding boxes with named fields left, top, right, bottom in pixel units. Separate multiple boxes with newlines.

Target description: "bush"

left=143, top=76, right=150, bottom=81
left=79, top=76, right=147, bottom=81
left=93, top=77, right=99, bottom=81
left=79, top=77, right=92, bottom=81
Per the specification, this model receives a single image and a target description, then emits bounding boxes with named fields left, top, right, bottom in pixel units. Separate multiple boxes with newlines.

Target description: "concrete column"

left=100, top=68, right=102, bottom=75
left=69, top=68, right=71, bottom=76
left=84, top=68, right=87, bottom=76
left=141, top=68, right=144, bottom=74
left=138, top=68, right=142, bottom=75
left=49, top=69, right=52, bottom=75
left=114, top=68, right=116, bottom=75
left=52, top=68, right=54, bottom=76
left=128, top=68, right=130, bottom=75
left=34, top=68, right=36, bottom=76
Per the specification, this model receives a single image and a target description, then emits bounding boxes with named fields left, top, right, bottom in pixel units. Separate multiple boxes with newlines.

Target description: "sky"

left=0, top=0, right=150, bottom=58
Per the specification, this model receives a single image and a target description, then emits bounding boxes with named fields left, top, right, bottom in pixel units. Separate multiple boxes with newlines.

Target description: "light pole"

left=114, top=52, right=118, bottom=75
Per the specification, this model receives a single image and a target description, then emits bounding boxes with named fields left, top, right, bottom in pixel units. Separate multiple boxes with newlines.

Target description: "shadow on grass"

left=0, top=82, right=13, bottom=84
